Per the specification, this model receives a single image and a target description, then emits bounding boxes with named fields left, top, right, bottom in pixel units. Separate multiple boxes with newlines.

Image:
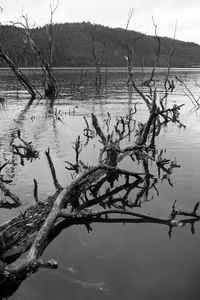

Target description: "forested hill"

left=0, top=22, right=200, bottom=68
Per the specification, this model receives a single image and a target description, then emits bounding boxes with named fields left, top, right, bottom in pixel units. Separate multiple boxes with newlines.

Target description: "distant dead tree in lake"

left=11, top=1, right=58, bottom=101
left=91, top=30, right=106, bottom=89
left=0, top=9, right=38, bottom=99
left=123, top=9, right=143, bottom=87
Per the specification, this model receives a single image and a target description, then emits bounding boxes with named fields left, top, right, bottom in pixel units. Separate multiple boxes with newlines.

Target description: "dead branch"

left=45, top=147, right=62, bottom=191
left=33, top=179, right=39, bottom=204
left=91, top=113, right=107, bottom=145
left=143, top=17, right=160, bottom=90
left=176, top=76, right=200, bottom=108
left=65, top=136, right=83, bottom=174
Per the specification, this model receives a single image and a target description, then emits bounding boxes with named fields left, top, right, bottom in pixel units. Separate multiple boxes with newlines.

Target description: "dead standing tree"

left=124, top=9, right=134, bottom=87
left=12, top=2, right=58, bottom=100
left=129, top=20, right=181, bottom=150
left=143, top=17, right=161, bottom=90
left=91, top=32, right=106, bottom=88
left=43, top=1, right=58, bottom=100
left=123, top=9, right=142, bottom=87
left=0, top=8, right=40, bottom=100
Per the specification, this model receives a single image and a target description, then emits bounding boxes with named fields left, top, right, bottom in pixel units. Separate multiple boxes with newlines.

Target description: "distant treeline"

left=0, top=22, right=200, bottom=68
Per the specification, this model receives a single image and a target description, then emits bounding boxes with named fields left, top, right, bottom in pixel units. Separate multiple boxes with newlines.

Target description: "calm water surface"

left=0, top=68, right=200, bottom=299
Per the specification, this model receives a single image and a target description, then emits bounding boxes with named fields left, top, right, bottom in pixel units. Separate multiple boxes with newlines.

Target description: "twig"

left=33, top=179, right=39, bottom=204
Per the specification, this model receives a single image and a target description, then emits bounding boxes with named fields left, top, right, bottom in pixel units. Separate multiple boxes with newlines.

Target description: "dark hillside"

left=0, top=22, right=200, bottom=67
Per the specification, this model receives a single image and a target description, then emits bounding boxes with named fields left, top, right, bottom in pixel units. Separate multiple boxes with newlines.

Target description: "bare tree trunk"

left=12, top=4, right=58, bottom=101
left=44, top=67, right=57, bottom=100
left=0, top=45, right=36, bottom=99
left=91, top=34, right=106, bottom=89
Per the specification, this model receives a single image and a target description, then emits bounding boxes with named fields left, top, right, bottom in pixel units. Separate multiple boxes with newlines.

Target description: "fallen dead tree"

left=0, top=44, right=37, bottom=100
left=0, top=73, right=196, bottom=298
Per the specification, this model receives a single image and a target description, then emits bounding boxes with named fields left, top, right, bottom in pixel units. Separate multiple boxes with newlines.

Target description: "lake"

left=1, top=67, right=200, bottom=300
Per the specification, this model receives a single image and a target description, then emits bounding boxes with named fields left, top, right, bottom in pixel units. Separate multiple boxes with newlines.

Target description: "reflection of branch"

left=156, top=149, right=180, bottom=183
left=65, top=136, right=82, bottom=174
left=79, top=177, right=144, bottom=210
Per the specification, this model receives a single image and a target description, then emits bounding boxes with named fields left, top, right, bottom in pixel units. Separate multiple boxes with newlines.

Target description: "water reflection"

left=0, top=68, right=200, bottom=299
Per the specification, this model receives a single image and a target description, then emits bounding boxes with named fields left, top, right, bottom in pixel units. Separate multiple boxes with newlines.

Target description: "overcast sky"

left=1, top=0, right=200, bottom=44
